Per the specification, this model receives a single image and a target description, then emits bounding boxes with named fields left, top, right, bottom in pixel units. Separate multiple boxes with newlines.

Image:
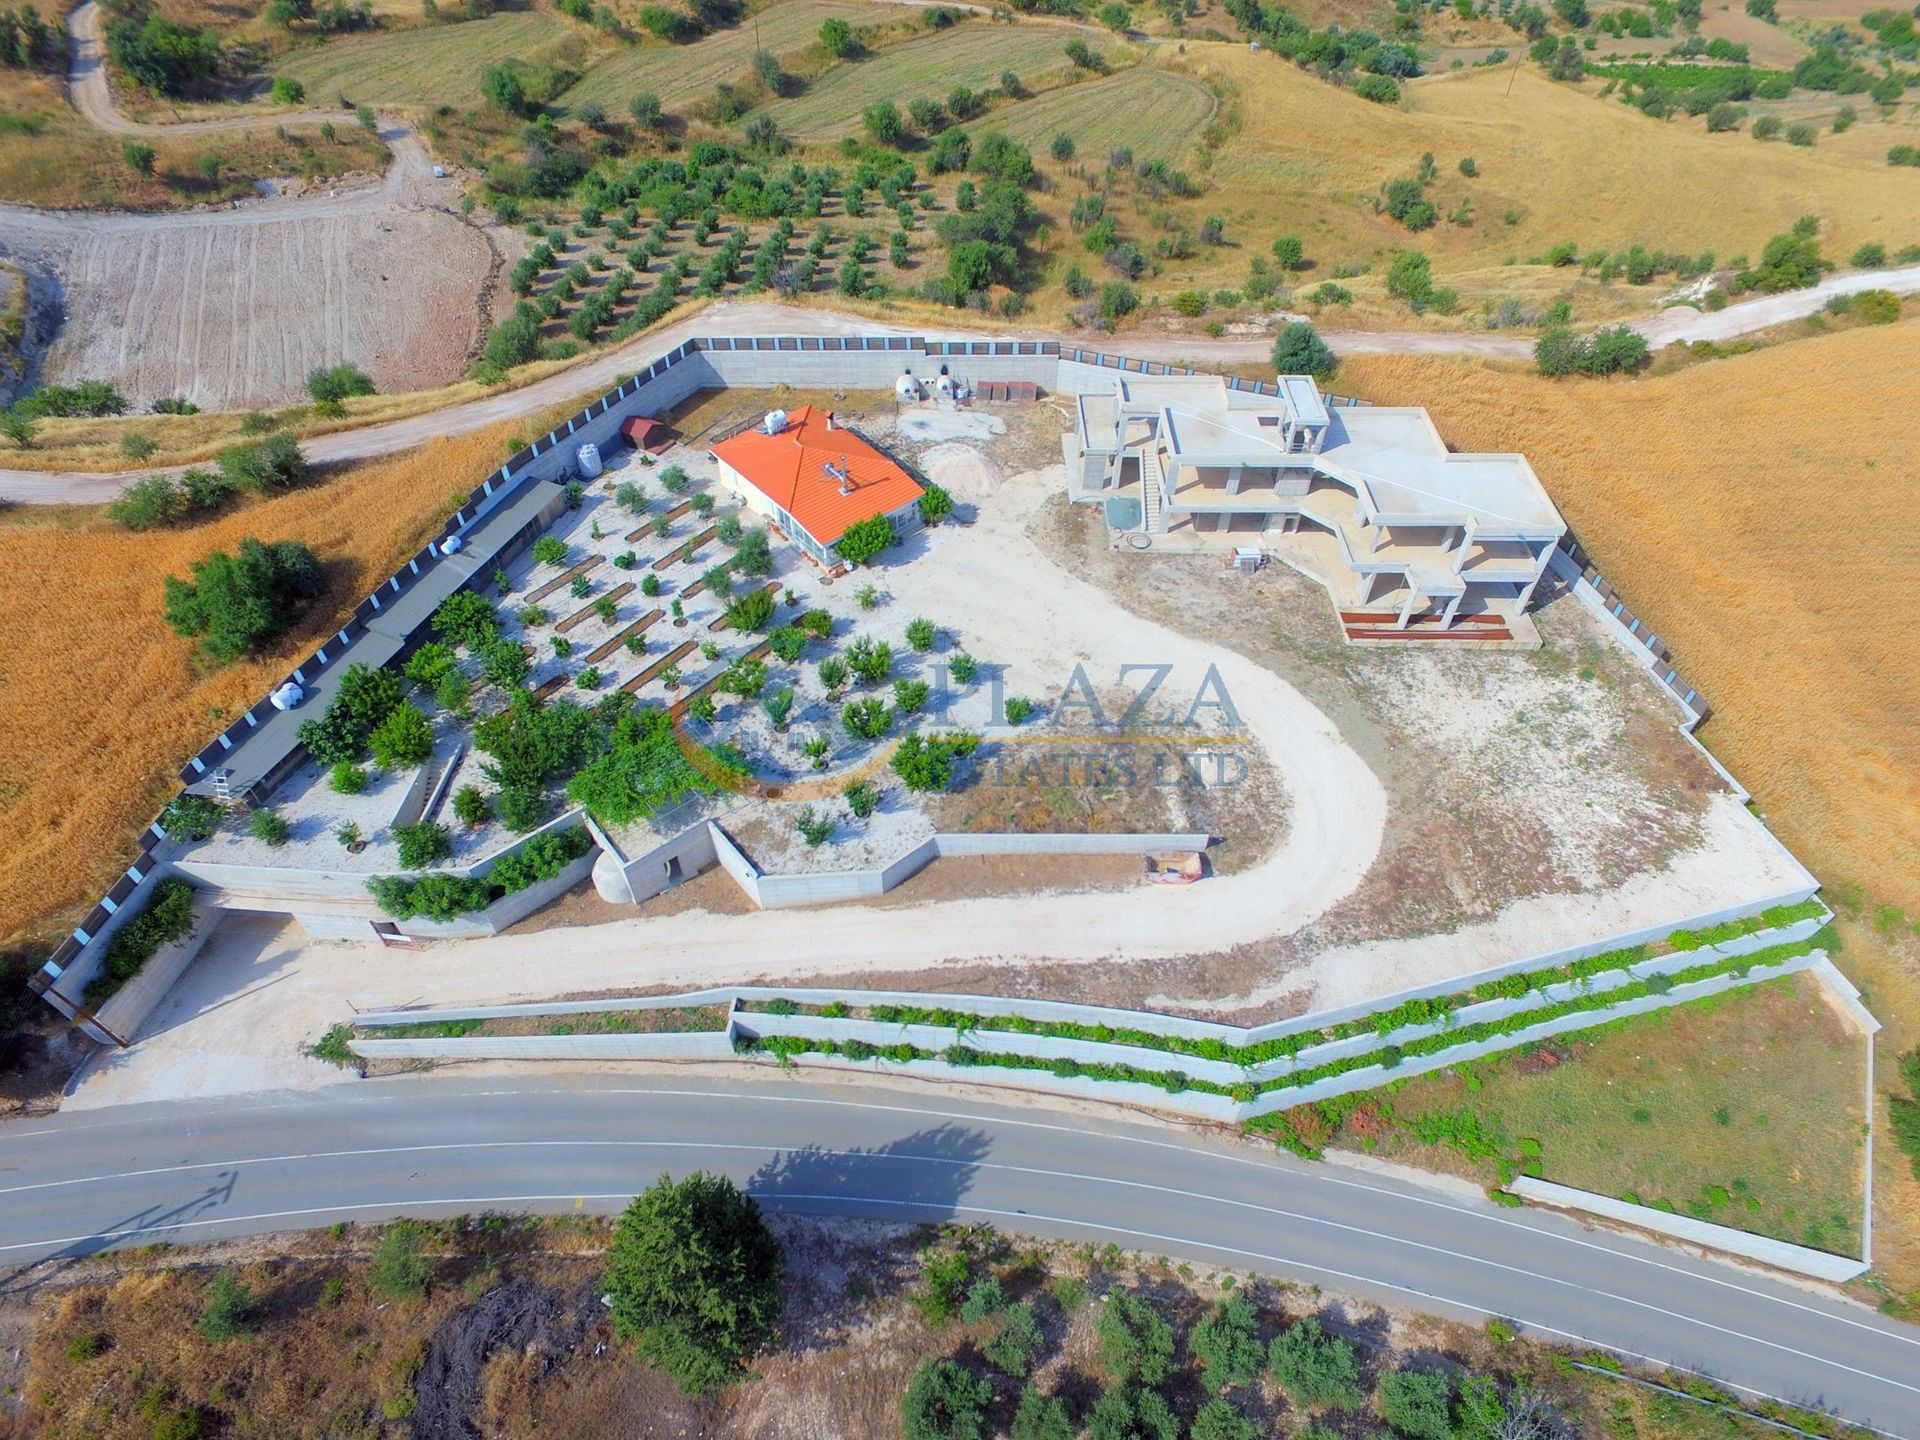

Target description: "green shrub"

left=985, top=1301, right=1044, bottom=1376
left=1268, top=1317, right=1364, bottom=1411
left=905, top=617, right=937, bottom=652
left=1096, top=1291, right=1175, bottom=1386
left=197, top=1271, right=255, bottom=1343
left=370, top=1221, right=434, bottom=1299
left=1378, top=1367, right=1454, bottom=1440
left=902, top=1357, right=993, bottom=1440
left=249, top=808, right=290, bottom=847
left=161, top=794, right=222, bottom=840
left=393, top=821, right=452, bottom=869
left=369, top=703, right=434, bottom=769
left=1190, top=1295, right=1263, bottom=1391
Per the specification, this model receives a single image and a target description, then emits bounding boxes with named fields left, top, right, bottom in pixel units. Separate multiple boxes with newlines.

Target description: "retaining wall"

left=1510, top=1178, right=1867, bottom=1282
left=27, top=328, right=1796, bottom=1041
left=86, top=899, right=221, bottom=1047
left=349, top=948, right=1825, bottom=1127
left=601, top=818, right=1211, bottom=911
left=350, top=1031, right=733, bottom=1063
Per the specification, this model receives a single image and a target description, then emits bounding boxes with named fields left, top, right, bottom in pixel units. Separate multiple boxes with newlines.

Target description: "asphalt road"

left=2, top=1075, right=1916, bottom=1434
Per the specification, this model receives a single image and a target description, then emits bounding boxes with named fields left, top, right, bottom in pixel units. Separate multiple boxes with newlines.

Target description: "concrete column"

left=1212, top=512, right=1229, bottom=532
left=1370, top=525, right=1386, bottom=554
left=1397, top=586, right=1417, bottom=629
left=1441, top=591, right=1465, bottom=628
left=1226, top=465, right=1243, bottom=496
left=1517, top=573, right=1543, bottom=610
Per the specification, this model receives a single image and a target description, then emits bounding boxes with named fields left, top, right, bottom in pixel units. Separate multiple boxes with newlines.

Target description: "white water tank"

left=576, top=442, right=603, bottom=478
left=762, top=409, right=789, bottom=434
left=269, top=681, right=304, bottom=712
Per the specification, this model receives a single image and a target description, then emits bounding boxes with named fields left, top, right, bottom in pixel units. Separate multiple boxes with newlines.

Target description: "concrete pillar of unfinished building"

left=1397, top=586, right=1418, bottom=629
left=1226, top=465, right=1243, bottom=496
left=1442, top=590, right=1465, bottom=628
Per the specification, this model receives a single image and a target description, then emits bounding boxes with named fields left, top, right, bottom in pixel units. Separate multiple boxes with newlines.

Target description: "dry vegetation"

left=0, top=72, right=390, bottom=212
left=0, top=422, right=533, bottom=951
left=1059, top=49, right=1920, bottom=325
left=1335, top=317, right=1920, bottom=920
left=0, top=1214, right=1861, bottom=1440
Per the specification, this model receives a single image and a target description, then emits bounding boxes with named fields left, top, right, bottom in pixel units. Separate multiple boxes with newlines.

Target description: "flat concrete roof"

left=1321, top=408, right=1563, bottom=537
left=187, top=477, right=565, bottom=799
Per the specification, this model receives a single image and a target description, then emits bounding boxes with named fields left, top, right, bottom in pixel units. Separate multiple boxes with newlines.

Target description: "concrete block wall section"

left=734, top=1011, right=1251, bottom=1089
left=350, top=1032, right=735, bottom=1063
left=87, top=899, right=221, bottom=1048
left=1238, top=914, right=1829, bottom=1084
left=40, top=862, right=184, bottom=1035
left=1510, top=1178, right=1867, bottom=1282
left=1237, top=950, right=1821, bottom=1119
left=361, top=951, right=1821, bottom=1122
left=1231, top=887, right=1822, bottom=1047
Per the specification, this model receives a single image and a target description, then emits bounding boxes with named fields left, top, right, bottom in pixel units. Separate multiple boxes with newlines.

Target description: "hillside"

left=0, top=423, right=536, bottom=949
left=1338, top=317, right=1920, bottom=916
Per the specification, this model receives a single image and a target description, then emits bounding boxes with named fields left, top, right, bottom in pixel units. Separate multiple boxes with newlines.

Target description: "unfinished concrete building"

left=1064, top=373, right=1567, bottom=641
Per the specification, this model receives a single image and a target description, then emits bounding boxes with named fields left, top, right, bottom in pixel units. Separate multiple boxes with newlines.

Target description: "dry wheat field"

left=0, top=424, right=526, bottom=947
left=1340, top=318, right=1920, bottom=914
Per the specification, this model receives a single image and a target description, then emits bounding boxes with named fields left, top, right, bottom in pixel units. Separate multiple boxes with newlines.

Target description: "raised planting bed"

left=710, top=580, right=783, bottom=632
left=669, top=639, right=771, bottom=720
left=526, top=556, right=603, bottom=604
left=653, top=525, right=720, bottom=573
left=626, top=499, right=693, bottom=543
left=358, top=1003, right=730, bottom=1041
left=530, top=673, right=569, bottom=700
left=557, top=581, right=636, bottom=634
left=586, top=608, right=664, bottom=663
left=733, top=932, right=1831, bottom=1110
left=622, top=639, right=697, bottom=693
left=733, top=902, right=1831, bottom=1074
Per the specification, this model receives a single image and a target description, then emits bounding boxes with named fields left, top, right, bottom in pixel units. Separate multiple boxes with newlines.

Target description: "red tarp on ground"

left=620, top=416, right=671, bottom=453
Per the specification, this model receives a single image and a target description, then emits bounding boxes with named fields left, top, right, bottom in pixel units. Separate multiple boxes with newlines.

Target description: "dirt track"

left=0, top=2, right=495, bottom=412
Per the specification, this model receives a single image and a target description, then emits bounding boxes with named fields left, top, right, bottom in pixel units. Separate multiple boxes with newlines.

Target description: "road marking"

left=0, top=1183, right=1908, bottom=1435
left=11, top=1085, right=1907, bottom=1356
left=6, top=1132, right=1917, bottom=1389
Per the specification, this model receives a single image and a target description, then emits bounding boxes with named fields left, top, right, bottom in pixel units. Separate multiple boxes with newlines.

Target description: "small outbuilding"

left=619, top=415, right=672, bottom=454
left=710, top=406, right=924, bottom=567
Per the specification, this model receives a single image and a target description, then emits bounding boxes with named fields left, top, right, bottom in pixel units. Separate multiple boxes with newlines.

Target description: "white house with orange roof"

left=710, top=405, right=925, bottom=568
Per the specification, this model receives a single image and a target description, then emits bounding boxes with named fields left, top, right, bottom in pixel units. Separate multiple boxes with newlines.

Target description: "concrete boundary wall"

left=86, top=899, right=220, bottom=1048
left=721, top=919, right=1829, bottom=1092
left=601, top=818, right=1210, bottom=911
left=350, top=951, right=1826, bottom=1130
left=31, top=328, right=1810, bottom=1046
left=1509, top=1177, right=1867, bottom=1282
left=351, top=1031, right=733, bottom=1063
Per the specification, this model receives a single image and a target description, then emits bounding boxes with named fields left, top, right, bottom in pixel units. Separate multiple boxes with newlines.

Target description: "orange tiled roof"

left=711, top=406, right=923, bottom=547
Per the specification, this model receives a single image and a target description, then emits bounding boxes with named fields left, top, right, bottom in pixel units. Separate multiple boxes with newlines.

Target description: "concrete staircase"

left=1140, top=447, right=1166, bottom=534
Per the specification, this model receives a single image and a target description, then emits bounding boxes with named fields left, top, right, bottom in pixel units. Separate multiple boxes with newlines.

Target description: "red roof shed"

left=619, top=415, right=671, bottom=453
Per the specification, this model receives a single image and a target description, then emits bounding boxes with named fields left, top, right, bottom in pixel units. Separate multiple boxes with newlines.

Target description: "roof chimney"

left=825, top=411, right=835, bottom=430
left=838, top=456, right=852, bottom=496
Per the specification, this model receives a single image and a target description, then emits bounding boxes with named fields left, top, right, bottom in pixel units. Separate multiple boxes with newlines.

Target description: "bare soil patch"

left=0, top=1212, right=1830, bottom=1440
left=14, top=205, right=492, bottom=411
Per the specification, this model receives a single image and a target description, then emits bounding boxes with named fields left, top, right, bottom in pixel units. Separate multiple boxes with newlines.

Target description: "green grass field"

left=1369, top=979, right=1869, bottom=1254
left=767, top=24, right=1113, bottom=139
left=275, top=9, right=586, bottom=109
left=989, top=66, right=1213, bottom=165
left=566, top=0, right=887, bottom=110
